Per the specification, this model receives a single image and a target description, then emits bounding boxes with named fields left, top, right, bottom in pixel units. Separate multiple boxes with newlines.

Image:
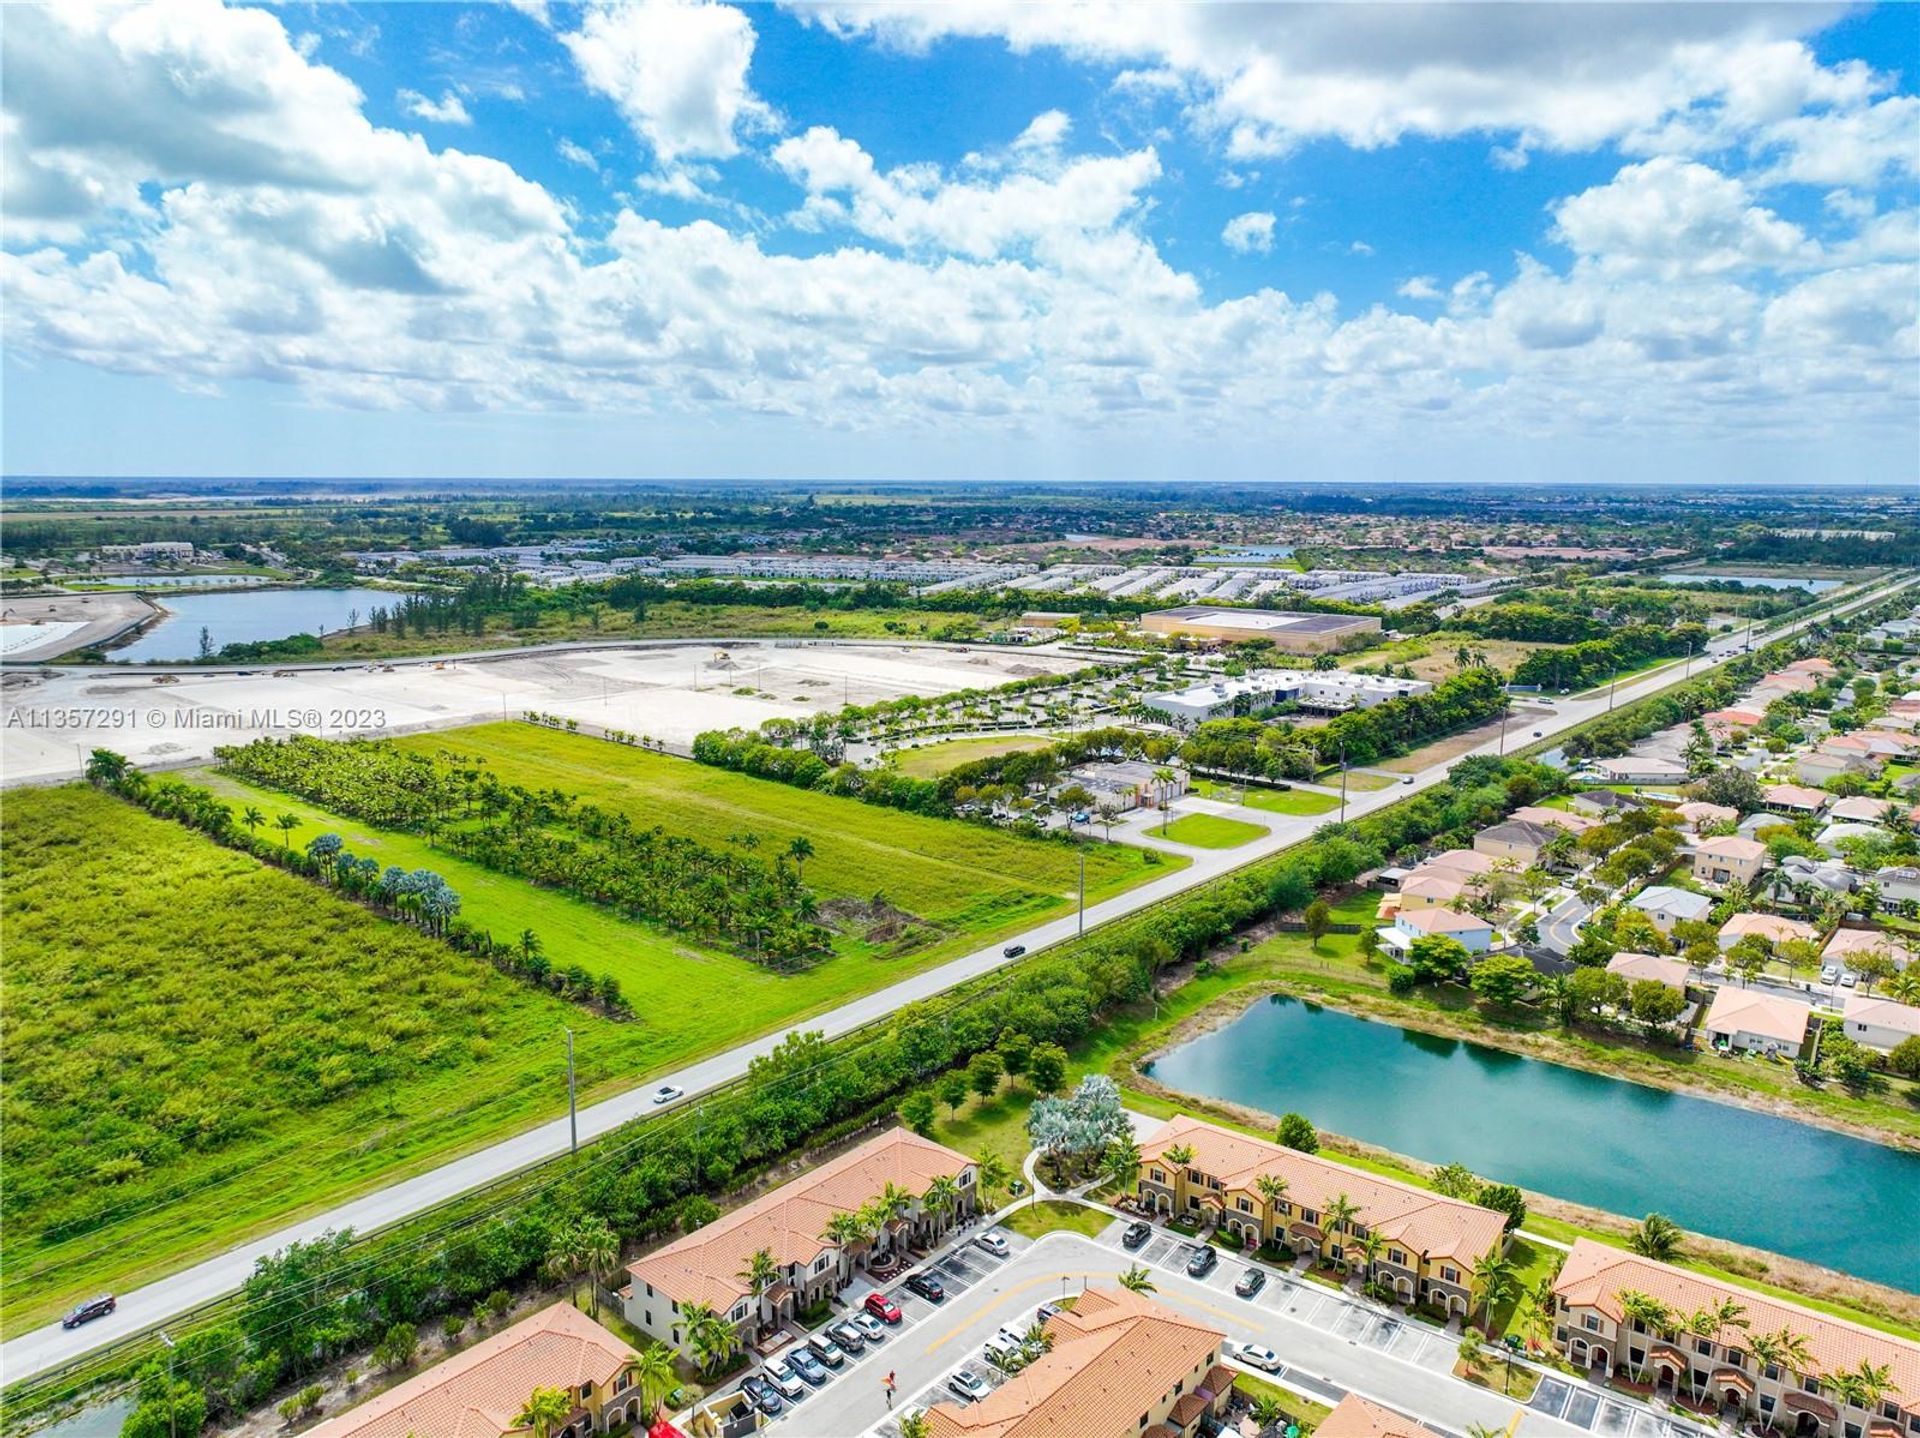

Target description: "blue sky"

left=2, top=1, right=1916, bottom=484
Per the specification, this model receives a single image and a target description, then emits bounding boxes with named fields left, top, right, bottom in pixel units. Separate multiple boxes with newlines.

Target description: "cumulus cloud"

left=1221, top=211, right=1275, bottom=253
left=1012, top=109, right=1071, bottom=153
left=1398, top=275, right=1442, bottom=301
left=1552, top=157, right=1818, bottom=277
left=556, top=137, right=600, bottom=172
left=561, top=0, right=769, bottom=165
left=398, top=89, right=473, bottom=126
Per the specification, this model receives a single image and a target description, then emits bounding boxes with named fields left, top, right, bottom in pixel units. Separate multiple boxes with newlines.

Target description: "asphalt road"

left=6, top=572, right=1911, bottom=1382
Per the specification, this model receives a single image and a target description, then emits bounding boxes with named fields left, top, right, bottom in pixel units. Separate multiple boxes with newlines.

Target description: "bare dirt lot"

left=0, top=639, right=1088, bottom=786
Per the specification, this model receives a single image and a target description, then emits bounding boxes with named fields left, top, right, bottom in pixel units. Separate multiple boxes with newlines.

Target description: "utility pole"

left=160, top=1331, right=177, bottom=1438
left=1077, top=844, right=1086, bottom=937
left=1607, top=662, right=1620, bottom=712
left=1497, top=702, right=1510, bottom=756
left=565, top=1027, right=578, bottom=1157
left=1338, top=739, right=1348, bottom=823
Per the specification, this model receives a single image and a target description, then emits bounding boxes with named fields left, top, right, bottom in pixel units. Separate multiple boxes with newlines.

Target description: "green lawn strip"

left=0, top=786, right=632, bottom=1331
left=1000, top=1201, right=1114, bottom=1240
left=1230, top=1373, right=1334, bottom=1433
left=385, top=724, right=1181, bottom=959
left=1194, top=781, right=1339, bottom=817
left=1159, top=813, right=1268, bottom=849
left=889, top=735, right=1060, bottom=778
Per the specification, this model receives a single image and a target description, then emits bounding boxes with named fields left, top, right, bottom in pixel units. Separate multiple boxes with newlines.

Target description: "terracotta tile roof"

left=1508, top=805, right=1595, bottom=832
left=1553, top=1239, right=1920, bottom=1410
left=1398, top=873, right=1471, bottom=904
left=1843, top=993, right=1920, bottom=1039
left=1762, top=784, right=1830, bottom=810
left=1696, top=836, right=1769, bottom=862
left=306, top=1304, right=633, bottom=1438
left=1421, top=848, right=1494, bottom=876
left=1717, top=912, right=1816, bottom=946
left=627, top=1127, right=971, bottom=1312
left=1828, top=795, right=1899, bottom=824
left=1605, top=952, right=1690, bottom=990
left=1702, top=988, right=1811, bottom=1046
left=1397, top=907, right=1490, bottom=936
left=1139, top=1116, right=1506, bottom=1267
left=1477, top=819, right=1559, bottom=849
left=923, top=1287, right=1225, bottom=1438
left=1823, top=927, right=1912, bottom=964
left=1785, top=658, right=1837, bottom=675
left=1315, top=1393, right=1434, bottom=1438
left=1675, top=801, right=1737, bottom=829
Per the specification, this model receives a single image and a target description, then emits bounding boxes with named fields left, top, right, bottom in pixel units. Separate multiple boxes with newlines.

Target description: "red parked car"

left=864, top=1291, right=903, bottom=1324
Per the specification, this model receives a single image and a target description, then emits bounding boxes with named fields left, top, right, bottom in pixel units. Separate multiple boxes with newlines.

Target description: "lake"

left=1146, top=997, right=1920, bottom=1290
left=1660, top=573, right=1842, bottom=593
left=110, top=588, right=396, bottom=662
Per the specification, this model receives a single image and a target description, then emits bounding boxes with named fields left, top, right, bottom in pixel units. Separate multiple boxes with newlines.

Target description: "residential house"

left=1593, top=756, right=1692, bottom=785
left=1550, top=1238, right=1919, bottom=1435
left=1784, top=657, right=1837, bottom=677
left=1716, top=912, right=1818, bottom=951
left=621, top=1127, right=975, bottom=1357
left=1691, top=836, right=1770, bottom=888
left=1315, top=1394, right=1435, bottom=1438
left=1472, top=819, right=1560, bottom=867
left=1605, top=952, right=1691, bottom=994
left=1817, top=820, right=1887, bottom=856
left=1383, top=906, right=1494, bottom=957
left=1700, top=708, right=1765, bottom=741
left=1822, top=926, right=1913, bottom=971
left=1570, top=789, right=1643, bottom=817
left=1874, top=865, right=1920, bottom=910
left=1841, top=994, right=1920, bottom=1054
left=1827, top=795, right=1900, bottom=825
left=1702, top=988, right=1811, bottom=1056
left=1420, top=848, right=1495, bottom=880
left=1629, top=885, right=1714, bottom=933
left=923, top=1286, right=1235, bottom=1438
left=1798, top=745, right=1880, bottom=788
left=1771, top=855, right=1857, bottom=904
left=1508, top=804, right=1596, bottom=834
left=1674, top=801, right=1738, bottom=833
left=305, top=1304, right=640, bottom=1438
left=1394, top=871, right=1475, bottom=912
left=1762, top=784, right=1830, bottom=817
left=1136, top=1116, right=1507, bottom=1318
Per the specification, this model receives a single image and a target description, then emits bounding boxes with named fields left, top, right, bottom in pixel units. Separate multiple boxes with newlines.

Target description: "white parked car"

left=975, top=1231, right=1010, bottom=1258
left=1235, top=1342, right=1283, bottom=1372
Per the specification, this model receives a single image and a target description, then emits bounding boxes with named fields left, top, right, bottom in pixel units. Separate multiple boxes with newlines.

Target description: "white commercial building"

left=1142, top=669, right=1433, bottom=728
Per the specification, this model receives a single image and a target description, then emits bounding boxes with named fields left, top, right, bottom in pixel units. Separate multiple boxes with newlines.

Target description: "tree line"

left=215, top=736, right=828, bottom=964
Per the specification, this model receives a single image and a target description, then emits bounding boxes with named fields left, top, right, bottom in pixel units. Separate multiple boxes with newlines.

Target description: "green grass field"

left=0, top=786, right=630, bottom=1329
left=1194, top=780, right=1339, bottom=816
left=382, top=725, right=1177, bottom=951
left=888, top=734, right=1058, bottom=778
left=1158, top=812, right=1268, bottom=848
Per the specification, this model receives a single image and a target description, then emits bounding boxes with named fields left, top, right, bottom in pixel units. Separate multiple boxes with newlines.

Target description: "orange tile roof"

left=923, top=1287, right=1227, bottom=1438
left=627, top=1127, right=971, bottom=1312
left=1696, top=836, right=1769, bottom=862
left=1422, top=849, right=1494, bottom=876
left=306, top=1304, right=633, bottom=1438
left=1823, top=927, right=1913, bottom=964
left=1675, top=801, right=1737, bottom=829
left=1139, top=1116, right=1506, bottom=1267
left=1397, top=907, right=1490, bottom=936
left=1508, top=805, right=1595, bottom=832
left=1553, top=1240, right=1920, bottom=1410
left=1605, top=952, right=1690, bottom=990
left=1717, top=912, right=1816, bottom=946
left=1762, top=784, right=1830, bottom=810
left=1702, top=988, right=1811, bottom=1046
left=1316, top=1393, right=1434, bottom=1438
left=1843, top=993, right=1920, bottom=1040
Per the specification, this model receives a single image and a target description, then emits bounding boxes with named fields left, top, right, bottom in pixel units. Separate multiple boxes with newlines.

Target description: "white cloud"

left=1552, top=157, right=1817, bottom=278
left=399, top=89, right=473, bottom=126
left=557, top=137, right=599, bottom=172
left=562, top=0, right=769, bottom=165
left=1398, top=275, right=1441, bottom=301
left=1348, top=239, right=1373, bottom=257
left=1012, top=109, right=1071, bottom=153
left=1489, top=143, right=1529, bottom=171
left=1221, top=211, right=1275, bottom=254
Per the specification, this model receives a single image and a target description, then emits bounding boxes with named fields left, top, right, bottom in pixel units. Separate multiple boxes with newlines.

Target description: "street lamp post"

left=1077, top=843, right=1086, bottom=937
left=1338, top=739, right=1348, bottom=823
left=565, top=1028, right=578, bottom=1157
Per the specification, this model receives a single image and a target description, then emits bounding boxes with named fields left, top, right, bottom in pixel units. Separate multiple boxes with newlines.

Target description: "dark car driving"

left=62, top=1296, right=115, bottom=1329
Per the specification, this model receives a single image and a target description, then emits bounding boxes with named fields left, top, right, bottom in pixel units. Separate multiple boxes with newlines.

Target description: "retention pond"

left=1146, top=996, right=1919, bottom=1290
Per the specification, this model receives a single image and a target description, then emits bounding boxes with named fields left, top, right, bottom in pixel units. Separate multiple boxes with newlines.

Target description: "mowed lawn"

left=1194, top=780, right=1339, bottom=816
left=888, top=734, right=1058, bottom=778
left=1159, top=812, right=1267, bottom=848
left=385, top=725, right=1178, bottom=945
left=0, top=786, right=630, bottom=1329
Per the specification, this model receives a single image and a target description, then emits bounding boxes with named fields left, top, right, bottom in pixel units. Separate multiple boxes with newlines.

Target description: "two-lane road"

left=6, top=571, right=1911, bottom=1384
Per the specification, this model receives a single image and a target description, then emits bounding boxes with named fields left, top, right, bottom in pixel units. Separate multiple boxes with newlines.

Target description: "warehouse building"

left=1142, top=669, right=1432, bottom=728
left=1140, top=605, right=1380, bottom=652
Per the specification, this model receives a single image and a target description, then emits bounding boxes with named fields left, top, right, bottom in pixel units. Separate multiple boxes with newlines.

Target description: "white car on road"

left=1235, top=1342, right=1283, bottom=1372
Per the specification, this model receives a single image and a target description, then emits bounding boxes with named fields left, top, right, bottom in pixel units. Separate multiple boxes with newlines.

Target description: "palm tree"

left=1153, top=766, right=1177, bottom=832
left=274, top=812, right=300, bottom=849
left=241, top=805, right=265, bottom=837
left=579, top=1219, right=620, bottom=1319
left=1250, top=1395, right=1286, bottom=1431
left=786, top=835, right=814, bottom=881
left=821, top=1211, right=868, bottom=1256
left=1626, top=1212, right=1685, bottom=1263
left=898, top=1412, right=933, bottom=1438
left=1835, top=1359, right=1892, bottom=1414
left=1321, top=1192, right=1360, bottom=1269
left=1471, top=1249, right=1520, bottom=1327
left=1165, top=1142, right=1195, bottom=1171
left=1101, top=1134, right=1141, bottom=1193
left=922, top=1174, right=962, bottom=1230
left=975, top=1151, right=1013, bottom=1204
left=1253, top=1172, right=1289, bottom=1244
left=681, top=1302, right=735, bottom=1378
left=1771, top=1328, right=1816, bottom=1396
left=1617, top=1291, right=1674, bottom=1383
left=737, top=1247, right=780, bottom=1320
left=635, top=1342, right=676, bottom=1418
left=515, top=1386, right=574, bottom=1438
left=1118, top=1264, right=1156, bottom=1294
left=1355, top=1230, right=1388, bottom=1293
left=543, top=1222, right=588, bottom=1307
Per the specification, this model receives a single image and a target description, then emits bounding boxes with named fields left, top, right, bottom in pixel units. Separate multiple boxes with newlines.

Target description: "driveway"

left=1540, top=893, right=1594, bottom=956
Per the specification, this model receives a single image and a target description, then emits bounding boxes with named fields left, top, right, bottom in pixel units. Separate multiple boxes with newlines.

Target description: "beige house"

left=1674, top=801, right=1738, bottom=833
left=1394, top=871, right=1475, bottom=911
left=1762, top=783, right=1831, bottom=816
left=1472, top=818, right=1560, bottom=866
left=1136, top=1116, right=1506, bottom=1317
left=1798, top=746, right=1880, bottom=787
left=1822, top=926, right=1913, bottom=970
left=1552, top=1238, right=1919, bottom=1435
left=1508, top=804, right=1596, bottom=834
left=1702, top=988, right=1811, bottom=1056
left=622, top=1127, right=974, bottom=1357
left=1716, top=912, right=1817, bottom=951
left=924, top=1287, right=1235, bottom=1438
left=1692, top=835, right=1769, bottom=888
left=1605, top=952, right=1691, bottom=994
left=306, top=1304, right=639, bottom=1438
left=1841, top=993, right=1920, bottom=1054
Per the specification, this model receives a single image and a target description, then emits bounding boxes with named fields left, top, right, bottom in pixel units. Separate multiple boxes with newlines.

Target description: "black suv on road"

left=62, top=1296, right=115, bottom=1329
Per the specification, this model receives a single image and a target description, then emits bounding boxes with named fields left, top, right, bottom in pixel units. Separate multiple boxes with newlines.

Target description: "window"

left=1151, top=1169, right=1165, bottom=1184
left=1631, top=1319, right=1648, bottom=1334
left=1630, top=1349, right=1646, bottom=1367
left=1237, top=1198, right=1252, bottom=1213
left=732, top=1303, right=748, bottom=1321
left=1693, top=1371, right=1708, bottom=1389
left=1694, top=1339, right=1712, bottom=1356
left=1442, top=1267, right=1459, bottom=1284
left=1844, top=1425, right=1861, bottom=1438
left=1301, top=1208, right=1318, bottom=1224
left=581, top=1382, right=594, bottom=1400
left=1389, top=1249, right=1406, bottom=1266
left=1583, top=1316, right=1601, bottom=1333
left=1882, top=1404, right=1900, bottom=1422
left=1278, top=1200, right=1293, bottom=1216
left=1727, top=1351, right=1745, bottom=1369
left=616, top=1373, right=631, bottom=1393
left=814, top=1256, right=831, bottom=1274
left=1804, top=1379, right=1821, bottom=1394
left=1764, top=1364, right=1781, bottom=1381
left=1759, top=1398, right=1776, bottom=1415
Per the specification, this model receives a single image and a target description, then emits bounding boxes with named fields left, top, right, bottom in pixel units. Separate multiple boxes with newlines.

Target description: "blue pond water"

left=111, top=588, right=395, bottom=661
left=1147, top=997, right=1919, bottom=1291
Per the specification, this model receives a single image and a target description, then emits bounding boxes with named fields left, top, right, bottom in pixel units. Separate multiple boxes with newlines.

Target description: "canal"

left=1146, top=997, right=1920, bottom=1291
